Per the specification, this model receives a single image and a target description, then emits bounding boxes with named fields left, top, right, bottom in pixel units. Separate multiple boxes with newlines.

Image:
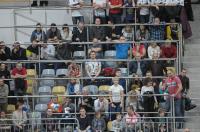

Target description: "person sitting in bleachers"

left=132, top=43, right=146, bottom=58
left=114, top=69, right=126, bottom=93
left=11, top=41, right=27, bottom=61
left=67, top=60, right=81, bottom=78
left=88, top=38, right=103, bottom=59
left=27, top=39, right=39, bottom=60
left=121, top=25, right=134, bottom=41
left=147, top=42, right=161, bottom=59
left=94, top=92, right=109, bottom=116
left=161, top=40, right=177, bottom=66
left=91, top=111, right=106, bottom=131
left=12, top=101, right=28, bottom=132
left=48, top=97, right=63, bottom=114
left=67, top=79, right=82, bottom=96
left=128, top=74, right=143, bottom=92
left=46, top=23, right=62, bottom=43
left=0, top=79, right=9, bottom=112
left=149, top=17, right=166, bottom=41
left=129, top=52, right=148, bottom=76
left=30, top=23, right=47, bottom=43
left=78, top=87, right=94, bottom=112
left=85, top=51, right=101, bottom=84
left=61, top=24, right=73, bottom=42
left=112, top=113, right=123, bottom=132
left=76, top=107, right=92, bottom=132
left=135, top=25, right=150, bottom=44
left=126, top=90, right=138, bottom=111
left=42, top=108, right=58, bottom=132
left=89, top=17, right=106, bottom=42
left=0, top=111, right=11, bottom=131
left=11, top=62, right=27, bottom=96
left=0, top=41, right=11, bottom=61
left=123, top=105, right=140, bottom=132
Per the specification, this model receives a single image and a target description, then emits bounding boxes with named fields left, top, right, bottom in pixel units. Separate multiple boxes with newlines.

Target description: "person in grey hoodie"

left=0, top=79, right=9, bottom=111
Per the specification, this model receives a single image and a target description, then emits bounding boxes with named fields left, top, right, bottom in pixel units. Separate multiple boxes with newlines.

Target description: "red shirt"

left=161, top=45, right=177, bottom=58
left=11, top=67, right=27, bottom=88
left=109, top=0, right=123, bottom=14
left=165, top=76, right=182, bottom=99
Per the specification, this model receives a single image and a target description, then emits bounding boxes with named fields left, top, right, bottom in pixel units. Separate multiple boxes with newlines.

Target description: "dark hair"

left=15, top=101, right=23, bottom=110
left=143, top=78, right=153, bottom=86
left=36, top=23, right=41, bottom=26
left=62, top=24, right=69, bottom=30
left=89, top=50, right=96, bottom=55
left=51, top=23, right=56, bottom=26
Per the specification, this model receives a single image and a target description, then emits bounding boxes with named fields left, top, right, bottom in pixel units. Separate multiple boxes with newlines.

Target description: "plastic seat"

left=38, top=86, right=51, bottom=95
left=84, top=85, right=99, bottom=99
left=41, top=69, right=55, bottom=77
left=35, top=104, right=48, bottom=112
left=40, top=79, right=55, bottom=87
left=29, top=112, right=41, bottom=130
left=26, top=86, right=33, bottom=95
left=99, top=85, right=110, bottom=91
left=52, top=86, right=65, bottom=95
left=104, top=50, right=116, bottom=58
left=119, top=68, right=128, bottom=76
left=7, top=104, right=15, bottom=113
left=27, top=69, right=36, bottom=77
left=56, top=69, right=68, bottom=77
left=73, top=51, right=85, bottom=59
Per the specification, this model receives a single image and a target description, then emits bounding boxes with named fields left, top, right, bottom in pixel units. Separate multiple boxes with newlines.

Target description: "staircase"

left=180, top=4, right=200, bottom=132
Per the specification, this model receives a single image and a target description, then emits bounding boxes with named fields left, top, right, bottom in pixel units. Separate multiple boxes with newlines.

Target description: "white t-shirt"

left=141, top=86, right=154, bottom=95
left=140, top=7, right=149, bottom=15
left=85, top=61, right=101, bottom=76
left=147, top=46, right=160, bottom=59
left=109, top=84, right=124, bottom=103
left=41, top=44, right=55, bottom=60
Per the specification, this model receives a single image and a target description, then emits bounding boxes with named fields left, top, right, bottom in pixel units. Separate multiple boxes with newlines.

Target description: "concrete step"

left=185, top=43, right=200, bottom=49
left=184, top=50, right=200, bottom=56
left=183, top=56, right=200, bottom=62
left=183, top=61, right=200, bottom=68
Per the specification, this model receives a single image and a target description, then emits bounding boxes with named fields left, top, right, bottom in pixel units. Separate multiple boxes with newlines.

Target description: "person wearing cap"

left=0, top=41, right=11, bottom=61
left=46, top=23, right=62, bottom=43
left=11, top=41, right=27, bottom=61
left=30, top=23, right=47, bottom=43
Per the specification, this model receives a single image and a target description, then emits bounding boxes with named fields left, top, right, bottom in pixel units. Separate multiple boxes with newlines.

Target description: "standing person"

left=109, top=77, right=124, bottom=120
left=76, top=107, right=92, bottom=132
left=163, top=68, right=183, bottom=128
left=108, top=0, right=123, bottom=35
left=178, top=69, right=196, bottom=115
left=123, top=105, right=140, bottom=132
left=0, top=79, right=9, bottom=112
left=11, top=62, right=27, bottom=96
left=12, top=101, right=28, bottom=132
left=67, top=0, right=84, bottom=24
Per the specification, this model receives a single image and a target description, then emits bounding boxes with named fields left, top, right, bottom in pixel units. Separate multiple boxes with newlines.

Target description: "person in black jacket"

left=11, top=41, right=27, bottom=61
left=0, top=41, right=11, bottom=61
left=72, top=22, right=88, bottom=51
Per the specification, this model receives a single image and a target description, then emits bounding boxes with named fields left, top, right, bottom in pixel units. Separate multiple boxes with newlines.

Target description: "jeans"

left=140, top=15, right=150, bottom=23
left=109, top=14, right=122, bottom=35
left=110, top=102, right=122, bottom=120
left=165, top=98, right=182, bottom=123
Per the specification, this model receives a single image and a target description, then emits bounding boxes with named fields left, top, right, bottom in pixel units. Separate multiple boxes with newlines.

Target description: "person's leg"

left=175, top=99, right=183, bottom=128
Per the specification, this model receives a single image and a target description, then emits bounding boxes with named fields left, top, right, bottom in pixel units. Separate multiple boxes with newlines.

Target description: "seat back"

left=52, top=86, right=65, bottom=95
left=73, top=51, right=85, bottom=59
left=35, top=104, right=48, bottom=112
left=42, top=69, right=55, bottom=77
left=56, top=69, right=68, bottom=77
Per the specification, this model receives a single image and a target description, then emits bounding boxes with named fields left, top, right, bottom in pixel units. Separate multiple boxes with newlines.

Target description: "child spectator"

left=112, top=113, right=123, bottom=132
left=91, top=111, right=106, bottom=131
left=109, top=77, right=124, bottom=120
left=158, top=108, right=167, bottom=132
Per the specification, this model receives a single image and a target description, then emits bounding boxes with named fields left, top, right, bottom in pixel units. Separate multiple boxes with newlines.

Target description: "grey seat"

left=119, top=68, right=128, bottom=76
left=73, top=51, right=85, bottom=59
left=35, top=104, right=48, bottom=112
left=84, top=85, right=99, bottom=99
left=29, top=112, right=42, bottom=130
left=104, top=50, right=117, bottom=67
left=42, top=69, right=55, bottom=77
left=38, top=86, right=51, bottom=103
left=40, top=79, right=55, bottom=87
left=56, top=69, right=68, bottom=77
